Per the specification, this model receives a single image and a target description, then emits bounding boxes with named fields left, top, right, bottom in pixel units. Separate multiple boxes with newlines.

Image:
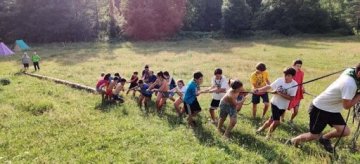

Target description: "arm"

left=343, top=94, right=360, bottom=109
left=255, top=85, right=272, bottom=93
left=275, top=91, right=294, bottom=100
left=147, top=79, right=159, bottom=90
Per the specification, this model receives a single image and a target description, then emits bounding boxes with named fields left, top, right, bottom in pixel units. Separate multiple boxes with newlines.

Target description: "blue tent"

left=14, top=40, right=30, bottom=51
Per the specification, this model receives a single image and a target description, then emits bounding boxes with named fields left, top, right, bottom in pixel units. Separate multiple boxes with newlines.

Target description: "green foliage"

left=183, top=0, right=223, bottom=31
left=222, top=0, right=252, bottom=36
left=254, top=0, right=331, bottom=35
left=0, top=0, right=110, bottom=43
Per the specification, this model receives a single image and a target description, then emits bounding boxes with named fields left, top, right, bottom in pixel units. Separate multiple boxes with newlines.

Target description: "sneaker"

left=319, top=136, right=333, bottom=153
left=285, top=139, right=301, bottom=148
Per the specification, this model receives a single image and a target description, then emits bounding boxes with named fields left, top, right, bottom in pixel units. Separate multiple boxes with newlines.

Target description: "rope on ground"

left=23, top=72, right=97, bottom=93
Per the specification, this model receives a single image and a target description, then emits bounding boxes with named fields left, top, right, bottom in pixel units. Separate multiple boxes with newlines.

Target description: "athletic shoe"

left=319, top=136, right=333, bottom=153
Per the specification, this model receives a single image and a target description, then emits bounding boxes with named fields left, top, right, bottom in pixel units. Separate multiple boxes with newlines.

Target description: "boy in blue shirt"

left=184, top=71, right=206, bottom=127
left=135, top=80, right=153, bottom=110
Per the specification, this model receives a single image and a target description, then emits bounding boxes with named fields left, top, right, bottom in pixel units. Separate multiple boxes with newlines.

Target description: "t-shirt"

left=313, top=73, right=357, bottom=113
left=140, top=84, right=152, bottom=96
left=22, top=56, right=31, bottom=64
left=96, top=80, right=108, bottom=89
left=184, top=80, right=198, bottom=104
left=288, top=69, right=304, bottom=109
left=31, top=55, right=41, bottom=62
left=142, top=70, right=150, bottom=82
left=270, top=78, right=298, bottom=110
left=250, top=71, right=270, bottom=89
left=211, top=76, right=229, bottom=100
left=130, top=75, right=139, bottom=84
left=148, top=75, right=157, bottom=84
left=168, top=77, right=177, bottom=90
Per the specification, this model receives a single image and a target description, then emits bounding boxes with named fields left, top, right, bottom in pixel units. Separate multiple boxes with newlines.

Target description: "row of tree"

left=0, top=0, right=359, bottom=42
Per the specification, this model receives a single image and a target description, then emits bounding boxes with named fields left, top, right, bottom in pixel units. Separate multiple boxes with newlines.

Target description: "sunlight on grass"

left=0, top=36, right=359, bottom=162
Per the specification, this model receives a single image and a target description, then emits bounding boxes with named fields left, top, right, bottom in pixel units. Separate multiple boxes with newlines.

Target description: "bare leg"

left=291, top=132, right=321, bottom=145
left=281, top=110, right=286, bottom=122
left=262, top=102, right=269, bottom=119
left=257, top=118, right=273, bottom=132
left=266, top=120, right=280, bottom=139
left=224, top=117, right=237, bottom=138
left=290, top=106, right=299, bottom=122
left=323, top=125, right=351, bottom=140
left=155, top=93, right=162, bottom=112
left=252, top=104, right=257, bottom=118
left=209, top=109, right=217, bottom=123
left=159, top=97, right=167, bottom=112
left=174, top=98, right=183, bottom=116
left=217, top=117, right=226, bottom=133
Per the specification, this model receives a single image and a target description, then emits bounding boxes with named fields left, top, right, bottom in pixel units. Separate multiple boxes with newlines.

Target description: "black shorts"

left=184, top=99, right=201, bottom=115
left=309, top=104, right=346, bottom=134
left=210, top=99, right=221, bottom=109
left=141, top=93, right=152, bottom=98
left=129, top=83, right=138, bottom=89
left=23, top=63, right=29, bottom=68
left=270, top=103, right=286, bottom=121
left=252, top=93, right=269, bottom=104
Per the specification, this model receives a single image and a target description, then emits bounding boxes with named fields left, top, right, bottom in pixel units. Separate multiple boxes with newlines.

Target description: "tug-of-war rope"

left=23, top=69, right=360, bottom=157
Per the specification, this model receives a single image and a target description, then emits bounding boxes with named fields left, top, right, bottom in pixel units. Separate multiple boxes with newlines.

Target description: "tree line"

left=0, top=0, right=359, bottom=43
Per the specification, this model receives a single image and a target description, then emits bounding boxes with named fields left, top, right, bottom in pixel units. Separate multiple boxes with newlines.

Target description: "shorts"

left=96, top=87, right=104, bottom=93
left=23, top=63, right=29, bottom=68
left=270, top=103, right=286, bottom=121
left=129, top=83, right=138, bottom=89
left=219, top=103, right=237, bottom=119
left=210, top=99, right=221, bottom=109
left=169, top=92, right=175, bottom=98
left=141, top=92, right=152, bottom=98
left=309, top=104, right=346, bottom=134
left=161, top=92, right=170, bottom=98
left=184, top=99, right=201, bottom=115
left=113, top=95, right=123, bottom=101
left=252, top=93, right=269, bottom=104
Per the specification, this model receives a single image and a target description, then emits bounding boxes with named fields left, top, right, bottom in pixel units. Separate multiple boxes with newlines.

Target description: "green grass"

left=0, top=36, right=360, bottom=163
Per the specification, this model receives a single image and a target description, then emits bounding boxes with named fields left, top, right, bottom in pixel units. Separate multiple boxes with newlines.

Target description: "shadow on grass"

left=277, top=122, right=308, bottom=136
left=94, top=101, right=124, bottom=113
left=190, top=117, right=243, bottom=159
left=231, top=131, right=285, bottom=163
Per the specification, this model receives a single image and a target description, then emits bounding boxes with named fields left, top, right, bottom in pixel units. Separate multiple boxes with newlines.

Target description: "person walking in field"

left=21, top=52, right=31, bottom=71
left=31, top=51, right=41, bottom=71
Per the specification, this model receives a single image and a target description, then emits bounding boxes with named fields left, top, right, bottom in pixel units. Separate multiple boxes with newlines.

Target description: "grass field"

left=0, top=36, right=360, bottom=163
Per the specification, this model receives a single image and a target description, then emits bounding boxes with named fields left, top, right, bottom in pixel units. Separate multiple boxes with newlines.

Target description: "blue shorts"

left=252, top=93, right=269, bottom=104
left=219, top=103, right=237, bottom=119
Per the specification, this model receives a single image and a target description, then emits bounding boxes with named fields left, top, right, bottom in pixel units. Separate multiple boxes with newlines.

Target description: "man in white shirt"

left=255, top=67, right=298, bottom=139
left=288, top=63, right=360, bottom=152
left=207, top=68, right=229, bottom=124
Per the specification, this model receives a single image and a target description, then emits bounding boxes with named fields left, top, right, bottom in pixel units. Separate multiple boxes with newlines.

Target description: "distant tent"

left=14, top=40, right=30, bottom=51
left=0, top=42, right=14, bottom=56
